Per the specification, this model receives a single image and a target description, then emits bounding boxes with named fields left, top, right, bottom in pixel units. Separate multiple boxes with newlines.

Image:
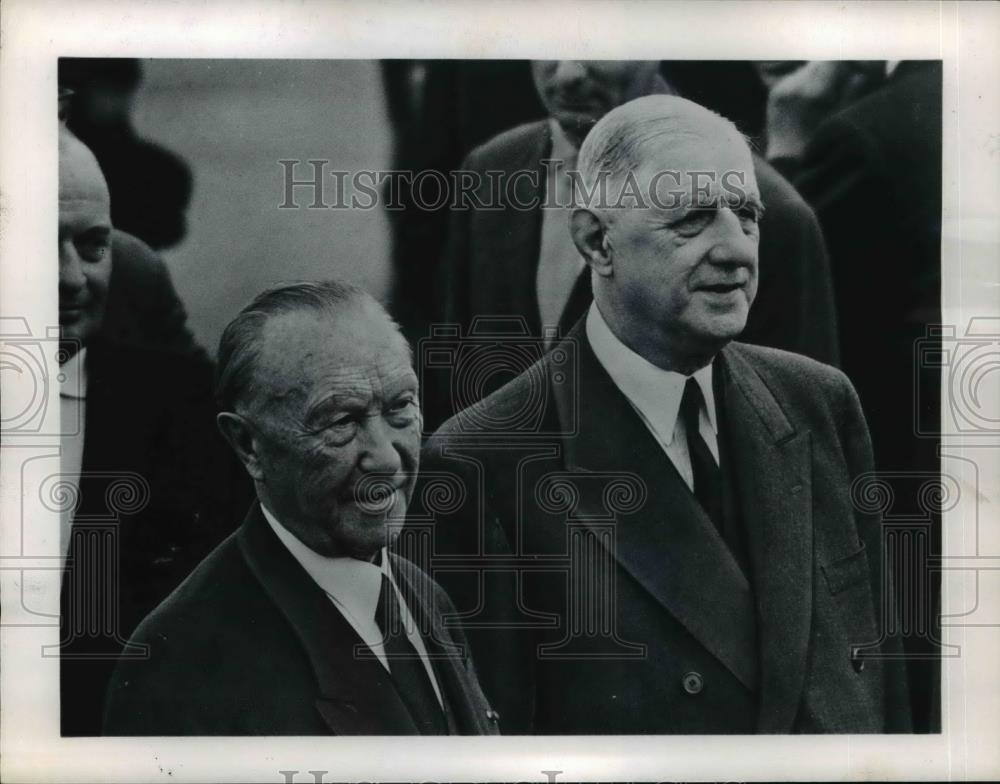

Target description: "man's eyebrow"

left=720, top=191, right=766, bottom=214
left=304, top=391, right=368, bottom=419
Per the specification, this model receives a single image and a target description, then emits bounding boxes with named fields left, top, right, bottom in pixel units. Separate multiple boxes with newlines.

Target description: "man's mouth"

left=59, top=305, right=87, bottom=322
left=697, top=282, right=745, bottom=294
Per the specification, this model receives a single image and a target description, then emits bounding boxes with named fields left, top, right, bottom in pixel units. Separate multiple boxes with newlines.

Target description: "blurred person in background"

left=761, top=60, right=943, bottom=732
left=60, top=58, right=193, bottom=250
left=427, top=60, right=839, bottom=431
left=57, top=120, right=248, bottom=736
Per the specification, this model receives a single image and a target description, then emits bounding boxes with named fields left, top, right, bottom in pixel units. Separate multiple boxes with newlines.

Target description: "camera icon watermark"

left=418, top=316, right=578, bottom=437
left=915, top=319, right=1000, bottom=437
left=1, top=318, right=80, bottom=437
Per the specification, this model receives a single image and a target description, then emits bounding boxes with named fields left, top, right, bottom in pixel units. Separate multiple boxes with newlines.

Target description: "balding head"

left=58, top=126, right=112, bottom=359
left=577, top=94, right=749, bottom=206
left=570, top=95, right=762, bottom=373
left=59, top=127, right=110, bottom=205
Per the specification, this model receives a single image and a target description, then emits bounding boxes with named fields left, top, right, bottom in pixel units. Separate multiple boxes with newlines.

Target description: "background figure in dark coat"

left=61, top=340, right=250, bottom=735
left=418, top=95, right=910, bottom=735
left=426, top=61, right=838, bottom=431
left=60, top=58, right=193, bottom=250
left=764, top=61, right=942, bottom=732
left=381, top=60, right=544, bottom=347
left=57, top=126, right=249, bottom=735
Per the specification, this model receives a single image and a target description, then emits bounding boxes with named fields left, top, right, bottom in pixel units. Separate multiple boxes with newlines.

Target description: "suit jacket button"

left=486, top=709, right=500, bottom=722
left=682, top=671, right=704, bottom=695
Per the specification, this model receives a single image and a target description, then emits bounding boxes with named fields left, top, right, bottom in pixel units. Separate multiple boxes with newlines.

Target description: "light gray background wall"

left=131, top=59, right=392, bottom=353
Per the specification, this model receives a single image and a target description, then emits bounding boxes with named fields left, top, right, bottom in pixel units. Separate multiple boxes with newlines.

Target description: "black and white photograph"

left=1, top=1, right=998, bottom=782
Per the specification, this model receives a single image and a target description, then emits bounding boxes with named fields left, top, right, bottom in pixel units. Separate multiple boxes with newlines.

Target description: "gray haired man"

left=104, top=281, right=499, bottom=736
left=421, top=95, right=911, bottom=735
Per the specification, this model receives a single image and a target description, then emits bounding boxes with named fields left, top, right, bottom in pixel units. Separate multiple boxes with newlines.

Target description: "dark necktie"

left=679, top=377, right=725, bottom=538
left=374, top=572, right=448, bottom=734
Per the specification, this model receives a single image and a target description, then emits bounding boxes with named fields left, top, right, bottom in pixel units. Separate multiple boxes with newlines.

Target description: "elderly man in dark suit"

left=57, top=125, right=248, bottom=736
left=103, top=282, right=500, bottom=736
left=419, top=95, right=910, bottom=734
left=429, top=60, right=838, bottom=430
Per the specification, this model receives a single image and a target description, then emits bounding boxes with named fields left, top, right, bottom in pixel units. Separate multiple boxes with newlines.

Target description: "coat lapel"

left=390, top=555, right=496, bottom=735
left=720, top=345, right=814, bottom=732
left=237, top=505, right=419, bottom=735
left=549, top=324, right=758, bottom=692
left=491, top=121, right=551, bottom=335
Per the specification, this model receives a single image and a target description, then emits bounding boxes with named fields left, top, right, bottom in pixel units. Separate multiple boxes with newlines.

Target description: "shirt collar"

left=59, top=347, right=88, bottom=399
left=885, top=60, right=901, bottom=78
left=585, top=302, right=717, bottom=445
left=260, top=503, right=388, bottom=623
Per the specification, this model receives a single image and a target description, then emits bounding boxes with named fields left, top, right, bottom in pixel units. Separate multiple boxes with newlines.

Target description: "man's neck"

left=594, top=302, right=721, bottom=376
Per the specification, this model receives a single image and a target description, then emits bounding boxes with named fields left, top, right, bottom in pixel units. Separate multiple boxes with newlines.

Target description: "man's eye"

left=673, top=209, right=714, bottom=235
left=319, top=416, right=359, bottom=446
left=77, top=241, right=109, bottom=262
left=387, top=398, right=419, bottom=424
left=735, top=206, right=762, bottom=235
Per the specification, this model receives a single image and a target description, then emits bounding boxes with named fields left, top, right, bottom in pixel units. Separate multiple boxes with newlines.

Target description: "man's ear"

left=570, top=208, right=613, bottom=277
left=217, top=412, right=265, bottom=482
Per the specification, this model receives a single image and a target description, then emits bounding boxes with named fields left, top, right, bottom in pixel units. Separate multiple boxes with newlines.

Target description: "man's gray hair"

left=577, top=94, right=747, bottom=199
left=215, top=280, right=400, bottom=413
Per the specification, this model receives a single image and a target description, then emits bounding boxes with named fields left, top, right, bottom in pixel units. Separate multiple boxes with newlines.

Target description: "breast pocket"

left=820, top=543, right=880, bottom=647
left=821, top=543, right=871, bottom=595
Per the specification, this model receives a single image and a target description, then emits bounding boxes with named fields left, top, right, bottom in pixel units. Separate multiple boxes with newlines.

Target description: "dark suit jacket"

left=103, top=504, right=500, bottom=736
left=774, top=60, right=943, bottom=734
left=430, top=120, right=838, bottom=428
left=61, top=339, right=250, bottom=736
left=418, top=322, right=910, bottom=734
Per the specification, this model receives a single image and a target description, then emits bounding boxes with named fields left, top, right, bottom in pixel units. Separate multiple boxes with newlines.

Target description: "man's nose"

left=59, top=243, right=87, bottom=292
left=356, top=415, right=404, bottom=475
left=552, top=61, right=587, bottom=86
left=706, top=209, right=758, bottom=268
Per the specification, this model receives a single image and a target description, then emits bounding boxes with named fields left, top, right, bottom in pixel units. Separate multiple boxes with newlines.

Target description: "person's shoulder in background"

left=102, top=229, right=206, bottom=359
left=462, top=119, right=551, bottom=171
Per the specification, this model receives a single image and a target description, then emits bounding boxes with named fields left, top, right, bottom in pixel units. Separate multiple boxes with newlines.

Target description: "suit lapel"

left=720, top=345, right=814, bottom=732
left=550, top=324, right=758, bottom=692
left=493, top=122, right=551, bottom=335
left=237, top=505, right=419, bottom=735
left=390, top=555, right=494, bottom=735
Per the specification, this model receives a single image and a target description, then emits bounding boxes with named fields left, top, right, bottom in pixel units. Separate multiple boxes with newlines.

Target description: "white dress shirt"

left=59, top=348, right=88, bottom=568
left=585, top=303, right=719, bottom=490
left=536, top=118, right=588, bottom=341
left=260, top=504, right=444, bottom=707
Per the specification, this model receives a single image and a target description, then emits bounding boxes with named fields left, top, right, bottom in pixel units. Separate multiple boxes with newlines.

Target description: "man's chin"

left=554, top=113, right=598, bottom=143
left=339, top=506, right=405, bottom=558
